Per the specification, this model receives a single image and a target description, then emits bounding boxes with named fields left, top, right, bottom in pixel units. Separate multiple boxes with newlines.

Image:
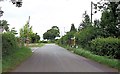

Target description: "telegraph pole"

left=26, top=16, right=30, bottom=46
left=91, top=1, right=93, bottom=24
left=28, top=16, right=30, bottom=25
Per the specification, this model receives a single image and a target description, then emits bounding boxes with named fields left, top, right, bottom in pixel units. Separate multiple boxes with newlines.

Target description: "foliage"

left=90, top=37, right=120, bottom=59
left=57, top=24, right=77, bottom=46
left=40, top=40, right=48, bottom=43
left=70, top=23, right=77, bottom=32
left=57, top=35, right=68, bottom=45
left=20, top=22, right=40, bottom=43
left=94, top=19, right=101, bottom=28
left=74, top=48, right=119, bottom=69
left=43, top=26, right=60, bottom=40
left=0, top=0, right=23, bottom=7
left=27, top=43, right=44, bottom=47
left=20, top=22, right=33, bottom=39
left=78, top=11, right=91, bottom=30
left=0, top=20, right=9, bottom=32
left=94, top=0, right=120, bottom=37
left=10, top=27, right=18, bottom=35
left=30, top=33, right=40, bottom=43
left=75, top=27, right=102, bottom=48
left=2, top=46, right=32, bottom=72
left=2, top=32, right=18, bottom=57
left=58, top=44, right=119, bottom=69
left=100, top=10, right=120, bottom=37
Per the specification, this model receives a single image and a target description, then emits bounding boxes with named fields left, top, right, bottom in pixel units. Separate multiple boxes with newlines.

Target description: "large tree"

left=93, top=0, right=120, bottom=37
left=43, top=26, right=60, bottom=40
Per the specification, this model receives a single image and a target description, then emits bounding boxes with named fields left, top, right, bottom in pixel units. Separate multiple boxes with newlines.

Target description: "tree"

left=43, top=26, right=60, bottom=40
left=94, top=19, right=100, bottom=28
left=10, top=27, right=18, bottom=35
left=30, top=33, right=40, bottom=43
left=70, top=23, right=77, bottom=32
left=78, top=11, right=91, bottom=30
left=59, top=24, right=77, bottom=46
left=75, top=26, right=103, bottom=48
left=51, top=26, right=60, bottom=38
left=0, top=0, right=22, bottom=7
left=93, top=0, right=120, bottom=37
left=0, top=20, right=9, bottom=32
left=19, top=22, right=33, bottom=43
left=0, top=0, right=23, bottom=17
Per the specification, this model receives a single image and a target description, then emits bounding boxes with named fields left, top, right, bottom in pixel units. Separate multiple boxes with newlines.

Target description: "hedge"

left=75, top=27, right=103, bottom=48
left=2, top=32, right=18, bottom=57
left=90, top=37, right=120, bottom=59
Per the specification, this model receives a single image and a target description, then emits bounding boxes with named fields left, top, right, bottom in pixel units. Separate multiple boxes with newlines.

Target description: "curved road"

left=13, top=44, right=118, bottom=72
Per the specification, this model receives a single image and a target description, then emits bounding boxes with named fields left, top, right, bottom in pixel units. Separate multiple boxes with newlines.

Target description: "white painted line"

left=31, top=47, right=39, bottom=52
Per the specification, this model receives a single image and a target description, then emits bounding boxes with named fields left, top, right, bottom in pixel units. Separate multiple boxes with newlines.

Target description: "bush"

left=2, top=46, right=32, bottom=72
left=90, top=37, right=120, bottom=59
left=75, top=27, right=102, bottom=48
left=2, top=32, right=18, bottom=57
left=40, top=40, right=48, bottom=43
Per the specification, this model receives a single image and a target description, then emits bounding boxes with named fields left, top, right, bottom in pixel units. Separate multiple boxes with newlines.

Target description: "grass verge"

left=2, top=46, right=32, bottom=72
left=27, top=43, right=45, bottom=47
left=74, top=48, right=119, bottom=69
left=59, top=44, right=120, bottom=70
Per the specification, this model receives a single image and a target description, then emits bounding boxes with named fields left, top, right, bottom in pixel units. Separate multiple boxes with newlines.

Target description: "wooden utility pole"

left=91, top=1, right=93, bottom=24
left=26, top=16, right=30, bottom=46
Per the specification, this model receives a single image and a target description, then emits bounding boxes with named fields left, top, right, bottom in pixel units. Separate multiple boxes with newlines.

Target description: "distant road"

left=13, top=44, right=118, bottom=72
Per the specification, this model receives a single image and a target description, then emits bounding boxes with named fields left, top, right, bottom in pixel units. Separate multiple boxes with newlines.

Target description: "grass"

left=74, top=48, right=119, bottom=69
left=2, top=46, right=32, bottom=72
left=59, top=44, right=120, bottom=70
left=0, top=60, right=1, bottom=73
left=27, top=43, right=45, bottom=47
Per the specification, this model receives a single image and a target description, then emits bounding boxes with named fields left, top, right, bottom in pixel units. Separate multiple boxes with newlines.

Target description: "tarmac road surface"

left=12, top=44, right=118, bottom=72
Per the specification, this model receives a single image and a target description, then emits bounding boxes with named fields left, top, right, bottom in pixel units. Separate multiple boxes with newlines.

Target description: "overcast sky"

left=0, top=0, right=101, bottom=40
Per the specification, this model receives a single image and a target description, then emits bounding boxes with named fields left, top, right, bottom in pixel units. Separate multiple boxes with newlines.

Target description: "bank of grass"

left=27, top=43, right=45, bottom=47
left=59, top=45, right=120, bottom=70
left=2, top=46, right=32, bottom=72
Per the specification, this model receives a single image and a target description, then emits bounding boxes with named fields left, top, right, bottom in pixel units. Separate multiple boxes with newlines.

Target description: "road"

left=12, top=44, right=118, bottom=72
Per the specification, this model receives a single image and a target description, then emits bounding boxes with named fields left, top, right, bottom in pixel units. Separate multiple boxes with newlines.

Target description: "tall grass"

left=59, top=44, right=120, bottom=70
left=74, top=48, right=119, bottom=69
left=2, top=46, right=32, bottom=72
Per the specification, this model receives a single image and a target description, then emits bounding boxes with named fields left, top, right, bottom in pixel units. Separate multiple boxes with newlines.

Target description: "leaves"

left=43, top=26, right=60, bottom=40
left=70, top=24, right=77, bottom=32
left=78, top=11, right=91, bottom=30
left=19, top=22, right=40, bottom=43
left=0, top=20, right=9, bottom=32
left=90, top=37, right=120, bottom=59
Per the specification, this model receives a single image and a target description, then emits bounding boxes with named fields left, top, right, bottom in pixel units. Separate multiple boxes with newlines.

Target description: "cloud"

left=0, top=0, right=101, bottom=39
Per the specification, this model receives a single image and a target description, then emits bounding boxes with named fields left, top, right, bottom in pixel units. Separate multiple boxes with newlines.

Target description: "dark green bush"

left=90, top=37, right=120, bottom=59
left=75, top=27, right=102, bottom=48
left=2, top=32, right=18, bottom=56
left=40, top=40, right=48, bottom=43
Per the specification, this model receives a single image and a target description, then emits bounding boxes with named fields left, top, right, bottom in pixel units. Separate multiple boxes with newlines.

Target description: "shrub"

left=2, top=46, right=32, bottom=72
left=2, top=32, right=18, bottom=57
left=90, top=37, right=120, bottom=59
left=75, top=27, right=102, bottom=48
left=40, top=40, right=48, bottom=43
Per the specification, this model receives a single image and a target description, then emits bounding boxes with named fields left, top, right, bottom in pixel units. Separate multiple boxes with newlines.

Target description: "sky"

left=0, top=0, right=102, bottom=40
